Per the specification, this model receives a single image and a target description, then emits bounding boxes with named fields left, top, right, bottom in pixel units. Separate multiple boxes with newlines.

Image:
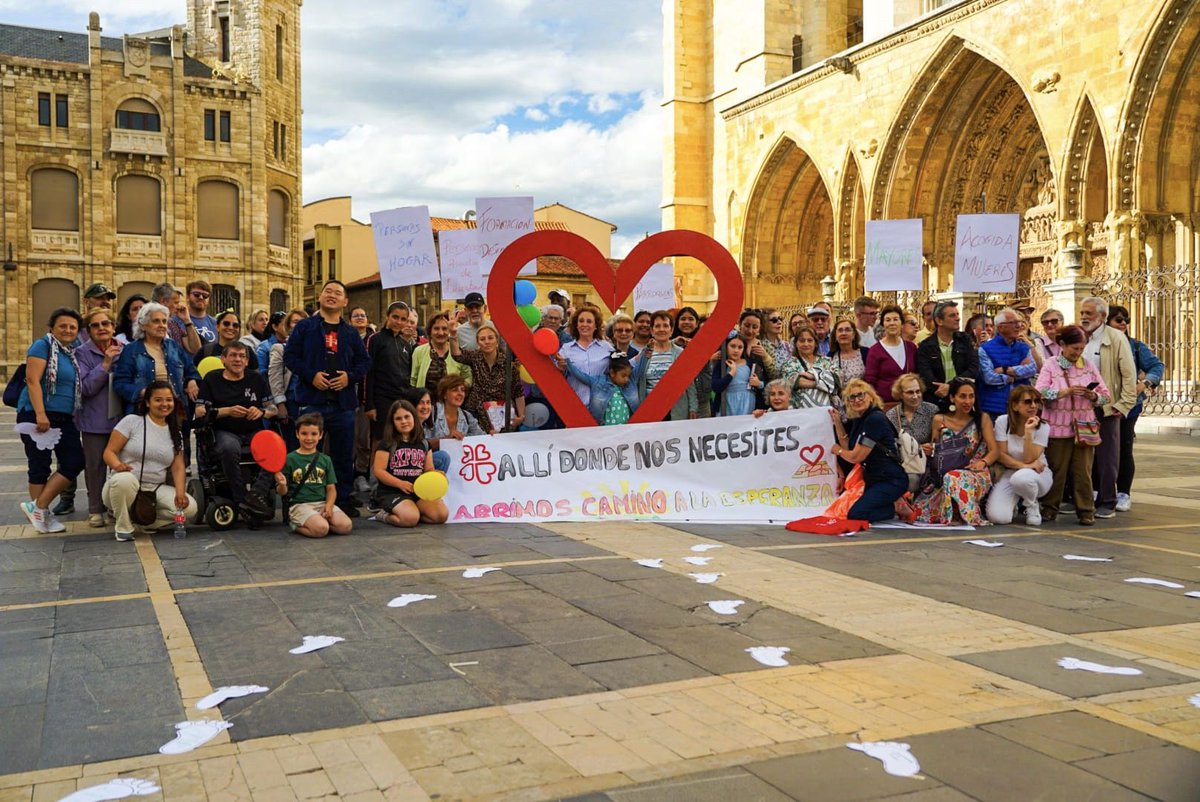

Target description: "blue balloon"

left=513, top=279, right=537, bottom=307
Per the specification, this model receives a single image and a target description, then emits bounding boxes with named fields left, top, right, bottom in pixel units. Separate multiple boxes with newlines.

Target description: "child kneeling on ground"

left=274, top=412, right=353, bottom=538
left=372, top=399, right=449, bottom=527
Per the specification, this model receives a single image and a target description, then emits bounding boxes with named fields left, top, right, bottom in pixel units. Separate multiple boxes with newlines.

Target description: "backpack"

left=3, top=364, right=27, bottom=408
left=887, top=406, right=928, bottom=475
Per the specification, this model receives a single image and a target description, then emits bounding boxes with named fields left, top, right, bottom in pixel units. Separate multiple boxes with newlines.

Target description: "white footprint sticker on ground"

left=462, top=567, right=500, bottom=578
left=1057, top=657, right=1143, bottom=676
left=745, top=646, right=791, bottom=667
left=1063, top=555, right=1113, bottom=562
left=706, top=600, right=745, bottom=615
left=289, top=635, right=344, bottom=654
left=1189, top=693, right=1200, bottom=708
left=58, top=778, right=162, bottom=802
left=634, top=558, right=663, bottom=569
left=688, top=572, right=722, bottom=584
left=1125, top=577, right=1185, bottom=589
left=387, top=593, right=438, bottom=608
left=1186, top=592, right=1200, bottom=599
left=963, top=539, right=1004, bottom=548
left=691, top=544, right=723, bottom=552
left=195, top=685, right=269, bottom=710
left=683, top=556, right=712, bottom=566
left=847, top=741, right=922, bottom=778
left=158, top=719, right=232, bottom=754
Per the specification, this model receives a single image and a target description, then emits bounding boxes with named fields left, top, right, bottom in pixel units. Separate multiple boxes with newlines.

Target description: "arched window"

left=115, top=175, right=162, bottom=235
left=211, top=284, right=241, bottom=319
left=268, top=189, right=289, bottom=247
left=197, top=180, right=239, bottom=240
left=30, top=168, right=79, bottom=231
left=270, top=288, right=289, bottom=313
left=32, top=279, right=80, bottom=342
left=115, top=98, right=161, bottom=132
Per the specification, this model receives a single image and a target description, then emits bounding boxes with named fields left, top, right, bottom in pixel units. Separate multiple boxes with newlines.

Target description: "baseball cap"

left=549, top=288, right=570, bottom=300
left=463, top=292, right=485, bottom=307
left=84, top=282, right=116, bottom=299
left=805, top=306, right=830, bottom=316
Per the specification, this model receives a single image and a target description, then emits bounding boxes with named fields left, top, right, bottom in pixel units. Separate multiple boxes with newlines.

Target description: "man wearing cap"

left=456, top=292, right=499, bottom=351
left=548, top=289, right=573, bottom=321
left=806, top=305, right=833, bottom=356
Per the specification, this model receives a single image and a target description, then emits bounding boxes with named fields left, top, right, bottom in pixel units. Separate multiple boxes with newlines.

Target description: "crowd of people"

left=12, top=278, right=1163, bottom=539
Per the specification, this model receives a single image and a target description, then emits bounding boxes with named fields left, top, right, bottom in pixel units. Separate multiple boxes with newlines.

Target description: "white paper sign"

left=439, top=229, right=486, bottom=300
left=370, top=206, right=439, bottom=290
left=633, top=263, right=675, bottom=312
left=865, top=219, right=923, bottom=291
left=444, top=409, right=837, bottom=524
left=953, top=214, right=1019, bottom=292
left=476, top=196, right=535, bottom=275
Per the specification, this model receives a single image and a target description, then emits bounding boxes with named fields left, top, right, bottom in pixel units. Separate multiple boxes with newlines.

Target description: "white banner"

left=633, top=262, right=675, bottom=312
left=953, top=213, right=1019, bottom=292
left=476, top=196, right=535, bottom=275
left=369, top=206, right=440, bottom=289
left=443, top=409, right=836, bottom=524
left=865, top=219, right=923, bottom=291
left=439, top=229, right=486, bottom=300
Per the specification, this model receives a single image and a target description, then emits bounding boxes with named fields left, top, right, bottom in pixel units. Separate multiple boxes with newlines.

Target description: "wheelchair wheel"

left=205, top=499, right=238, bottom=531
left=187, top=477, right=206, bottom=525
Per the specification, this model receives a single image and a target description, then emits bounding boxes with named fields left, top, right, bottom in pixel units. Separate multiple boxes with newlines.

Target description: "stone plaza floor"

left=0, top=405, right=1198, bottom=801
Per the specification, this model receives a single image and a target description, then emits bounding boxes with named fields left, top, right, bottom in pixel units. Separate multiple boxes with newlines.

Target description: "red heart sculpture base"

left=487, top=230, right=743, bottom=427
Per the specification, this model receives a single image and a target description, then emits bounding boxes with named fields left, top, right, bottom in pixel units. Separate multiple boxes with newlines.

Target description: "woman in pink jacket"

left=1035, top=325, right=1111, bottom=526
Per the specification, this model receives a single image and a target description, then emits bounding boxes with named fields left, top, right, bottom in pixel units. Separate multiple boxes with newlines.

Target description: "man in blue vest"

left=977, top=307, right=1037, bottom=419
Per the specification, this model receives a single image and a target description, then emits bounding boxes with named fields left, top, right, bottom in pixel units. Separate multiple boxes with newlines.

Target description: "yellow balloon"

left=413, top=470, right=449, bottom=501
left=519, top=365, right=534, bottom=384
left=197, top=356, right=224, bottom=378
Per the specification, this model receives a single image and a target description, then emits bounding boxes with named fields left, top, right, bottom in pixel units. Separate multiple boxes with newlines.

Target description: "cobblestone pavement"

left=0, top=404, right=1197, bottom=801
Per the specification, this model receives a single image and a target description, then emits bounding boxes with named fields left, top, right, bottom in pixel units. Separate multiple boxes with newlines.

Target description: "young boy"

left=274, top=412, right=353, bottom=538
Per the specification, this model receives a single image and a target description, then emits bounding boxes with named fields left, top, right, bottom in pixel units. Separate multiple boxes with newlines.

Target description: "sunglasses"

left=1110, top=316, right=1128, bottom=324
left=1041, top=318, right=1061, bottom=325
left=847, top=392, right=868, bottom=402
left=768, top=317, right=783, bottom=323
left=1020, top=399, right=1043, bottom=406
left=190, top=291, right=210, bottom=299
left=219, top=321, right=239, bottom=328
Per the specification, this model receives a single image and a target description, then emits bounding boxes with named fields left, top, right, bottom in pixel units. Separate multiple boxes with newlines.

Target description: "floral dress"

left=910, top=419, right=993, bottom=525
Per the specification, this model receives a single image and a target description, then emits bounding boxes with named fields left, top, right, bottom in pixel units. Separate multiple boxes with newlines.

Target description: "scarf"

left=44, top=333, right=82, bottom=412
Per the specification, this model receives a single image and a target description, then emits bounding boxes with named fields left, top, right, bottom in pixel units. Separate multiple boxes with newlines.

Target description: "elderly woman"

left=102, top=380, right=197, bottom=541
left=1108, top=304, right=1164, bottom=512
left=865, top=304, right=918, bottom=405
left=430, top=375, right=485, bottom=442
left=885, top=373, right=939, bottom=492
left=910, top=378, right=998, bottom=526
left=450, top=319, right=524, bottom=433
left=608, top=313, right=639, bottom=358
left=828, top=379, right=908, bottom=522
left=112, top=302, right=200, bottom=414
left=410, top=312, right=466, bottom=394
left=76, top=308, right=125, bottom=527
left=1035, top=325, right=1111, bottom=525
left=634, top=310, right=698, bottom=421
left=16, top=307, right=86, bottom=533
left=986, top=385, right=1053, bottom=526
left=559, top=306, right=615, bottom=407
left=777, top=324, right=837, bottom=408
left=195, top=311, right=259, bottom=371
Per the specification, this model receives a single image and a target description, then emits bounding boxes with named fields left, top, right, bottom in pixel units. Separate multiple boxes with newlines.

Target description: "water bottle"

left=173, top=509, right=187, bottom=539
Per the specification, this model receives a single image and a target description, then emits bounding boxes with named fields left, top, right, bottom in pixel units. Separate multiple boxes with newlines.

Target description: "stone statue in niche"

left=836, top=259, right=857, bottom=299
left=1022, top=154, right=1056, bottom=209
left=1032, top=70, right=1061, bottom=94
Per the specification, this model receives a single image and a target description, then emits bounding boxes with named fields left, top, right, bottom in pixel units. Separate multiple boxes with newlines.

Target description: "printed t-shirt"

left=283, top=450, right=335, bottom=504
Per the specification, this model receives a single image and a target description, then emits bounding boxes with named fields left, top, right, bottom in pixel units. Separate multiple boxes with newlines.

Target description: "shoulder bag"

left=886, top=406, right=928, bottom=475
left=129, top=416, right=160, bottom=526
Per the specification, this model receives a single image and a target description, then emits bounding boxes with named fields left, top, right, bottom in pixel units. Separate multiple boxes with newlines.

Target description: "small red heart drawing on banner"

left=487, top=230, right=744, bottom=427
left=799, top=445, right=825, bottom=466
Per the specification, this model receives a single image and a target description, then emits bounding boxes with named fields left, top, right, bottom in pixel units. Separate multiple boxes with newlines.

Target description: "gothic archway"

left=1060, top=95, right=1111, bottom=279
left=834, top=149, right=867, bottom=299
left=741, top=136, right=835, bottom=307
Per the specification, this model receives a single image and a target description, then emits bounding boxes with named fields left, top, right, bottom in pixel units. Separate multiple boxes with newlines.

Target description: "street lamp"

left=1061, top=241, right=1084, bottom=276
left=820, top=274, right=836, bottom=303
left=2, top=243, right=16, bottom=273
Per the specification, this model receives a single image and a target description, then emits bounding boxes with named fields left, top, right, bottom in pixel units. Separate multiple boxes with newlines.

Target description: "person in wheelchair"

left=195, top=341, right=276, bottom=520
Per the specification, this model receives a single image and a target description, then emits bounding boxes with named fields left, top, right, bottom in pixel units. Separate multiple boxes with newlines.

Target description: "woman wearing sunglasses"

left=760, top=308, right=793, bottom=365
left=910, top=377, right=998, bottom=526
left=829, top=380, right=908, bottom=522
left=1106, top=305, right=1163, bottom=512
left=985, top=385, right=1052, bottom=525
left=194, top=311, right=259, bottom=371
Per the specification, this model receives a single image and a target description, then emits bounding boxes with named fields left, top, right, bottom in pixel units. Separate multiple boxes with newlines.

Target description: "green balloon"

left=518, top=304, right=541, bottom=328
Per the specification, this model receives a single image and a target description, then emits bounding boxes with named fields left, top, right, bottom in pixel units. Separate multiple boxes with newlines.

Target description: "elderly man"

left=978, top=307, right=1038, bottom=418
left=916, top=301, right=979, bottom=410
left=806, top=305, right=833, bottom=355
left=540, top=303, right=570, bottom=345
left=1078, top=296, right=1137, bottom=518
left=456, top=292, right=492, bottom=350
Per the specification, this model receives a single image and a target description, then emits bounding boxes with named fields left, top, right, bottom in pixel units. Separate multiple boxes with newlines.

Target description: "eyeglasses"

left=1110, top=316, right=1128, bottom=324
left=901, top=389, right=923, bottom=396
left=847, top=392, right=868, bottom=402
left=190, top=291, right=210, bottom=299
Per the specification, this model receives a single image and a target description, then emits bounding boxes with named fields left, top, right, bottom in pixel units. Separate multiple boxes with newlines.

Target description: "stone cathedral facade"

left=0, top=0, right=302, bottom=369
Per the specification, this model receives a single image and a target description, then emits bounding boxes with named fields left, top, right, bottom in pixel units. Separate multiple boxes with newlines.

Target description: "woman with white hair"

left=112, top=302, right=201, bottom=415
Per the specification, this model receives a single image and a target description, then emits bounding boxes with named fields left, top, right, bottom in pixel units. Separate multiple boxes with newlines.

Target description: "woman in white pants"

left=986, top=385, right=1053, bottom=526
left=102, top=380, right=197, bottom=541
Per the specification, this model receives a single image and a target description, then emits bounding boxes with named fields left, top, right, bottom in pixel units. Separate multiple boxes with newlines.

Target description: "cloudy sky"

left=2, top=1, right=664, bottom=256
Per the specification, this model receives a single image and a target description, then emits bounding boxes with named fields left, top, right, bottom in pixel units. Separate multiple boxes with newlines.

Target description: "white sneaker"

left=1025, top=508, right=1042, bottom=526
left=42, top=509, right=66, bottom=533
left=20, top=501, right=47, bottom=533
left=115, top=529, right=135, bottom=542
left=1115, top=493, right=1131, bottom=512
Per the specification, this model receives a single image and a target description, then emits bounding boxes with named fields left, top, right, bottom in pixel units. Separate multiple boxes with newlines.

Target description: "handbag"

left=886, top=407, right=928, bottom=475
left=3, top=363, right=27, bottom=408
left=930, top=431, right=973, bottom=481
left=128, top=416, right=160, bottom=526
left=1073, top=418, right=1102, bottom=447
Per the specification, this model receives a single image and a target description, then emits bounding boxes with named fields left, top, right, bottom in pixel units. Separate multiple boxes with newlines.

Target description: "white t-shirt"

left=857, top=326, right=877, bottom=348
left=995, top=414, right=1048, bottom=467
left=881, top=340, right=906, bottom=368
left=114, top=414, right=178, bottom=488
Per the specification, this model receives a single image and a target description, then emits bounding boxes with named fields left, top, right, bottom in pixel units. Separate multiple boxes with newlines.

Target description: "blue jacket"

left=282, top=315, right=371, bottom=411
left=112, top=337, right=201, bottom=413
left=255, top=334, right=278, bottom=372
left=566, top=362, right=640, bottom=424
left=1129, top=337, right=1164, bottom=417
left=978, top=336, right=1034, bottom=414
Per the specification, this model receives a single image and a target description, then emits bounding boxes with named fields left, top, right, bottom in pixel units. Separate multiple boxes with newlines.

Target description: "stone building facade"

left=663, top=0, right=1200, bottom=315
left=0, top=0, right=302, bottom=370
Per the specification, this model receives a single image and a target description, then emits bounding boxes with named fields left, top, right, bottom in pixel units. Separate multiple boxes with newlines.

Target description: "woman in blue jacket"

left=112, top=302, right=200, bottom=414
left=1107, top=305, right=1164, bottom=512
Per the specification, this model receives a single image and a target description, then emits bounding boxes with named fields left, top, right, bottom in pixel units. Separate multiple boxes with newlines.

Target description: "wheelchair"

left=187, top=416, right=277, bottom=531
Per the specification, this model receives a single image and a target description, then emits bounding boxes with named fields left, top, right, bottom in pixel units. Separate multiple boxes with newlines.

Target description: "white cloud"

left=524, top=108, right=548, bottom=122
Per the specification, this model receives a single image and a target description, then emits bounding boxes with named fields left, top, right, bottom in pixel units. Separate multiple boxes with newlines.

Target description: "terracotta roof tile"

left=343, top=254, right=620, bottom=289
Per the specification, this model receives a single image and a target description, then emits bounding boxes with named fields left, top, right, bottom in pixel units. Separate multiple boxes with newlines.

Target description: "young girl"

left=566, top=351, right=641, bottom=425
left=753, top=379, right=793, bottom=418
left=372, top=399, right=449, bottom=528
left=711, top=336, right=762, bottom=416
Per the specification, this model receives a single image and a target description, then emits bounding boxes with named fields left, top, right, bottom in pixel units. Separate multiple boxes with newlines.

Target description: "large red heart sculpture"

left=488, top=230, right=743, bottom=427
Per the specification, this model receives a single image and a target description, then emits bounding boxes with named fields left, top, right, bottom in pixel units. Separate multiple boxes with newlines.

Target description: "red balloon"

left=251, top=430, right=288, bottom=473
left=531, top=327, right=561, bottom=356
